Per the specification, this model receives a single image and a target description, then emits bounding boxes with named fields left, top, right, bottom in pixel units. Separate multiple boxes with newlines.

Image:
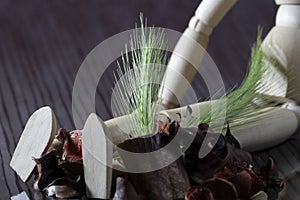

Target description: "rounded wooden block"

left=276, top=0, right=300, bottom=5
left=262, top=26, right=300, bottom=102
left=10, top=106, right=56, bottom=182
left=82, top=113, right=113, bottom=199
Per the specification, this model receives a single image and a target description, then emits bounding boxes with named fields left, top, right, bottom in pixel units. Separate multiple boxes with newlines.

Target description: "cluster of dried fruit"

left=32, top=122, right=283, bottom=199
left=183, top=124, right=284, bottom=199
left=113, top=122, right=284, bottom=200
left=32, top=129, right=85, bottom=198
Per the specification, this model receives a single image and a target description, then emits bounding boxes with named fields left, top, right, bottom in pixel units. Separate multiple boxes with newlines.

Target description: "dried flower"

left=54, top=128, right=82, bottom=162
left=62, top=130, right=82, bottom=162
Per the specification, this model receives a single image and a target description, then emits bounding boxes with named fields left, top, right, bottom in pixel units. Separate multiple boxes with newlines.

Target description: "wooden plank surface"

left=1, top=0, right=299, bottom=199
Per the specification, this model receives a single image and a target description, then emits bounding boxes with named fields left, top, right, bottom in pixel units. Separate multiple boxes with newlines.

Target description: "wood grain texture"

left=0, top=0, right=299, bottom=199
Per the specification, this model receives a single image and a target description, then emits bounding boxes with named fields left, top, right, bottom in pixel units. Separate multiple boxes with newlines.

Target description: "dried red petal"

left=62, top=130, right=82, bottom=162
left=158, top=120, right=169, bottom=133
left=158, top=120, right=180, bottom=136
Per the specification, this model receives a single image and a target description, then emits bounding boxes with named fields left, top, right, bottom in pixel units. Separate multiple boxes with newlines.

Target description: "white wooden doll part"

left=159, top=0, right=238, bottom=109
left=158, top=0, right=300, bottom=151
left=100, top=1, right=300, bottom=197
left=106, top=1, right=300, bottom=197
left=107, top=0, right=300, bottom=151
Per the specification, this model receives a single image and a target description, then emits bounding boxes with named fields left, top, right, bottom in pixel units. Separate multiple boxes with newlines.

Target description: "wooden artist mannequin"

left=107, top=0, right=300, bottom=151
left=159, top=0, right=300, bottom=151
left=106, top=3, right=300, bottom=199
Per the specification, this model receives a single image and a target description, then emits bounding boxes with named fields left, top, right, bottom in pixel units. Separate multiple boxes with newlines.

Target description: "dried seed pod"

left=46, top=185, right=81, bottom=199
left=33, top=151, right=64, bottom=191
left=185, top=123, right=252, bottom=182
left=50, top=138, right=63, bottom=154
left=213, top=162, right=268, bottom=198
left=185, top=186, right=214, bottom=200
left=45, top=176, right=84, bottom=198
left=204, top=178, right=238, bottom=200
left=117, top=120, right=190, bottom=200
left=113, top=177, right=143, bottom=200
left=33, top=148, right=85, bottom=197
left=211, top=157, right=284, bottom=199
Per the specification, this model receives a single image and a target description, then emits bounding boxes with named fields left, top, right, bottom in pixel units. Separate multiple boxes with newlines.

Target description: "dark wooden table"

left=1, top=0, right=299, bottom=199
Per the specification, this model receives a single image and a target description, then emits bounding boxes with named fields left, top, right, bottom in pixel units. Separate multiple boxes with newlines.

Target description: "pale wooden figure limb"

left=159, top=0, right=238, bottom=109
left=105, top=114, right=133, bottom=145
left=159, top=102, right=298, bottom=152
left=105, top=99, right=298, bottom=152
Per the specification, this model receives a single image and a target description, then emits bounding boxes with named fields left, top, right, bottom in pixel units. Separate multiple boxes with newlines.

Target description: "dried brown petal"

left=47, top=128, right=68, bottom=155
left=258, top=157, right=284, bottom=198
left=226, top=169, right=253, bottom=198
left=45, top=174, right=84, bottom=197
left=224, top=123, right=240, bottom=149
left=50, top=138, right=63, bottom=154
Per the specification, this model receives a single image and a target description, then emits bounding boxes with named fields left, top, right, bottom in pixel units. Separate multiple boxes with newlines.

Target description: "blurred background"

left=0, top=0, right=283, bottom=199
